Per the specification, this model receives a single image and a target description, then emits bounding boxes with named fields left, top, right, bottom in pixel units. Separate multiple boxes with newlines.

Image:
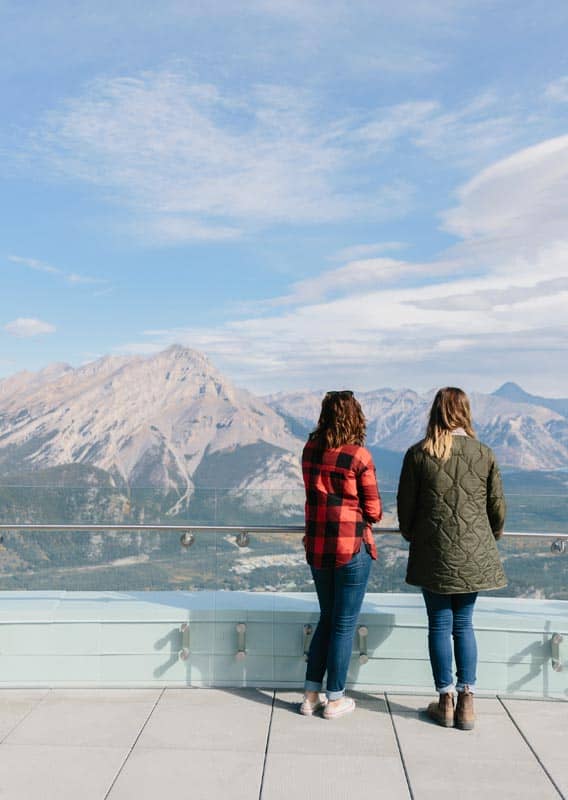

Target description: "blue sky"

left=2, top=0, right=568, bottom=395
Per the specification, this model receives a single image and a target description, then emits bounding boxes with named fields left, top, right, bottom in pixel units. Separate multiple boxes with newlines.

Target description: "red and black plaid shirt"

left=302, top=441, right=382, bottom=568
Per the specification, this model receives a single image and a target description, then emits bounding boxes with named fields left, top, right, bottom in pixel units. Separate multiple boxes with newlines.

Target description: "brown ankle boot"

left=426, top=692, right=455, bottom=727
left=455, top=687, right=475, bottom=730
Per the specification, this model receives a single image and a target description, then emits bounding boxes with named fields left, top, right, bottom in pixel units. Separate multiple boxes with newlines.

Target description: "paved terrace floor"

left=0, top=689, right=565, bottom=799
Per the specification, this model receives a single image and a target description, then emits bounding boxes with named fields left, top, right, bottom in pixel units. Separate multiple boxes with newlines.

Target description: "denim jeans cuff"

left=437, top=683, right=455, bottom=694
left=326, top=689, right=345, bottom=701
left=456, top=683, right=476, bottom=693
left=304, top=680, right=322, bottom=692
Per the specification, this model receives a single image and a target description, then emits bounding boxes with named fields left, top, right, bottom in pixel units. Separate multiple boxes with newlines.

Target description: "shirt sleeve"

left=397, top=449, right=418, bottom=541
left=357, top=452, right=382, bottom=523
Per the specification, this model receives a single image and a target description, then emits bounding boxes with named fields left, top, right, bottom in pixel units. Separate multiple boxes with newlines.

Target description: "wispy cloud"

left=411, top=277, right=568, bottom=312
left=20, top=69, right=552, bottom=244
left=545, top=76, right=568, bottom=103
left=8, top=255, right=59, bottom=275
left=265, top=256, right=456, bottom=307
left=118, top=133, right=568, bottom=392
left=356, top=101, right=441, bottom=147
left=8, top=255, right=106, bottom=286
left=355, top=92, right=545, bottom=168
left=350, top=49, right=444, bottom=76
left=24, top=70, right=415, bottom=243
left=4, top=318, right=56, bottom=337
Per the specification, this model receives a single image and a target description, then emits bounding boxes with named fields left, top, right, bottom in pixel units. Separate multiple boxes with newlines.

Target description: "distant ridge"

left=493, top=382, right=568, bottom=418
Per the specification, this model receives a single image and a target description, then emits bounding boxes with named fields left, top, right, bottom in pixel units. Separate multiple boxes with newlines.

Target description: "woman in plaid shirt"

left=301, top=391, right=382, bottom=719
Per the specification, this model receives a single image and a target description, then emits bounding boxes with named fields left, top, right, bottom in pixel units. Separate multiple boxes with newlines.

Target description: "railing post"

left=236, top=622, right=247, bottom=659
left=551, top=633, right=564, bottom=672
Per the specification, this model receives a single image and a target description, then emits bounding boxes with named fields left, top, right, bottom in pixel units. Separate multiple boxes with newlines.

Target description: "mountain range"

left=266, top=383, right=568, bottom=472
left=1, top=347, right=568, bottom=517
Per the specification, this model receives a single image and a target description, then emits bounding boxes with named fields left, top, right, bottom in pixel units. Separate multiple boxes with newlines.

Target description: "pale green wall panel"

left=0, top=623, right=52, bottom=655
left=213, top=621, right=274, bottom=657
left=212, top=654, right=275, bottom=685
left=0, top=592, right=565, bottom=696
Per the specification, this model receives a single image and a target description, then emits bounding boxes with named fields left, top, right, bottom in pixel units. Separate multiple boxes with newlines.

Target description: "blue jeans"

left=305, top=546, right=372, bottom=700
left=422, top=589, right=478, bottom=694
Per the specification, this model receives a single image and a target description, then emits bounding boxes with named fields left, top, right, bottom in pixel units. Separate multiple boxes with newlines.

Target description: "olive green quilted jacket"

left=397, top=436, right=507, bottom=594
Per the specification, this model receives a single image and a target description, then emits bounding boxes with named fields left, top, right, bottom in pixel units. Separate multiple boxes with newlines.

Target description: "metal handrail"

left=0, top=524, right=566, bottom=539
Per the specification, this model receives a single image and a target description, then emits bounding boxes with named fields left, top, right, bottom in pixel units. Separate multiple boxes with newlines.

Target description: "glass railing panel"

left=214, top=528, right=309, bottom=592
left=0, top=486, right=566, bottom=598
left=0, top=528, right=217, bottom=592
left=489, top=534, right=568, bottom=601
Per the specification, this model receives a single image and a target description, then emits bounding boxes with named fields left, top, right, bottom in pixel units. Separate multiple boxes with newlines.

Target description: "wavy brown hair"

left=309, top=391, right=367, bottom=449
left=422, top=386, right=475, bottom=461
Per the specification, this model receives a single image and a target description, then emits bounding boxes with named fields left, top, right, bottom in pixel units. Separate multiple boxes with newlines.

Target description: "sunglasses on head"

left=325, top=390, right=354, bottom=399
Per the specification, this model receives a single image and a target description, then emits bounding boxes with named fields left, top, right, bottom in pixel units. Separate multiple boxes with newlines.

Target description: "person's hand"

left=494, top=529, right=504, bottom=540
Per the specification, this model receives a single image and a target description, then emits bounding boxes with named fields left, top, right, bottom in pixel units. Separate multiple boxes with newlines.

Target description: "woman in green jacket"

left=397, top=387, right=506, bottom=730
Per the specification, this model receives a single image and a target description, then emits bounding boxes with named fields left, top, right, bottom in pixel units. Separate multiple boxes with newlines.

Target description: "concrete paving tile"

left=391, top=705, right=535, bottom=761
left=388, top=693, right=504, bottom=715
left=160, top=687, right=274, bottom=707
left=0, top=689, right=48, bottom=740
left=107, top=747, right=264, bottom=800
left=0, top=744, right=126, bottom=800
left=137, top=691, right=271, bottom=751
left=270, top=691, right=397, bottom=756
left=541, top=757, right=568, bottom=799
left=5, top=689, right=160, bottom=747
left=261, top=753, right=410, bottom=800
left=502, top=697, right=568, bottom=722
left=501, top=699, right=568, bottom=794
left=403, top=757, right=558, bottom=799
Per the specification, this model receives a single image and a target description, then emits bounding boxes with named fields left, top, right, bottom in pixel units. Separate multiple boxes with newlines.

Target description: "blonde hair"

left=422, top=387, right=475, bottom=461
left=309, top=391, right=366, bottom=449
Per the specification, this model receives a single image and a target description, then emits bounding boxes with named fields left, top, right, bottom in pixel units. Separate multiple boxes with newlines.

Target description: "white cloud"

left=27, top=70, right=414, bottom=242
left=442, top=134, right=568, bottom=247
left=67, top=273, right=104, bottom=284
left=4, top=318, right=56, bottom=337
left=8, top=254, right=105, bottom=285
left=129, top=216, right=242, bottom=245
left=350, top=49, right=444, bottom=76
left=119, top=133, right=568, bottom=392
left=545, top=76, right=568, bottom=103
left=355, top=92, right=536, bottom=168
left=411, top=276, right=568, bottom=311
left=356, top=101, right=441, bottom=147
left=20, top=68, right=559, bottom=244
left=8, top=255, right=59, bottom=275
left=267, top=256, right=457, bottom=306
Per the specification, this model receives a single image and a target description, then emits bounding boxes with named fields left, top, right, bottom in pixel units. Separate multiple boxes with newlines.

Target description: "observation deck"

left=0, top=520, right=566, bottom=798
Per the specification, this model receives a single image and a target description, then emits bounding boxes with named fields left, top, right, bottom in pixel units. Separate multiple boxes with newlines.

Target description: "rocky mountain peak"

left=0, top=346, right=303, bottom=502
